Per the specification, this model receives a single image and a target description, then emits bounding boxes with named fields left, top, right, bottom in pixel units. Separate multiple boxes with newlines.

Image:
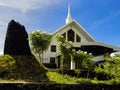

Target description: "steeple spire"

left=66, top=4, right=73, bottom=24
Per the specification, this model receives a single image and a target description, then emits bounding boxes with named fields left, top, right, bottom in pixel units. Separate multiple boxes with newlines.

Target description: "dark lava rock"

left=4, top=20, right=32, bottom=55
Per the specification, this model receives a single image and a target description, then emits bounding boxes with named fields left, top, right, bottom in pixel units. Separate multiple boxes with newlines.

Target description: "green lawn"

left=46, top=71, right=115, bottom=85
left=0, top=70, right=119, bottom=85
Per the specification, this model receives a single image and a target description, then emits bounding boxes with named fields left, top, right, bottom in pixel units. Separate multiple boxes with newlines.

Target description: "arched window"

left=68, top=29, right=75, bottom=42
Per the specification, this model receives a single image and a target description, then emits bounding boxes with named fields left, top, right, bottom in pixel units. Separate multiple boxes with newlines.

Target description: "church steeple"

left=66, top=4, right=73, bottom=24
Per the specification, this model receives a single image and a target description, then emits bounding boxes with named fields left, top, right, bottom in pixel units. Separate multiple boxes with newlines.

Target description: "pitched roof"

left=52, top=20, right=120, bottom=52
left=52, top=20, right=95, bottom=42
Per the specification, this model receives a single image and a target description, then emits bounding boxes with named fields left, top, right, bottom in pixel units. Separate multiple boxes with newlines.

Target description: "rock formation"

left=4, top=20, right=32, bottom=55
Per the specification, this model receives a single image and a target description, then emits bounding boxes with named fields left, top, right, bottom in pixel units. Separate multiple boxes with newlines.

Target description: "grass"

left=46, top=71, right=77, bottom=84
left=0, top=79, right=25, bottom=83
left=46, top=71, right=120, bottom=85
left=46, top=71, right=92, bottom=84
left=0, top=69, right=119, bottom=85
left=0, top=54, right=120, bottom=85
left=0, top=54, right=47, bottom=82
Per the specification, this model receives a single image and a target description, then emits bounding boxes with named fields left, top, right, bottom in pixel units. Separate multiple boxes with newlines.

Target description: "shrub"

left=0, top=54, right=47, bottom=81
left=94, top=54, right=120, bottom=81
left=74, top=69, right=81, bottom=78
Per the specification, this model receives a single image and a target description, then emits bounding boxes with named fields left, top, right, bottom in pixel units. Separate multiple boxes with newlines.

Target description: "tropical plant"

left=110, top=54, right=120, bottom=83
left=56, top=35, right=94, bottom=72
left=56, top=35, right=73, bottom=69
left=74, top=69, right=81, bottom=78
left=72, top=49, right=94, bottom=78
left=82, top=56, right=94, bottom=78
left=94, top=54, right=120, bottom=81
left=29, top=30, right=52, bottom=62
left=72, top=50, right=93, bottom=69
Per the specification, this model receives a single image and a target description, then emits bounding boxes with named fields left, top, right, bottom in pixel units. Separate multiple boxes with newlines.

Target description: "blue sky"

left=0, top=0, right=120, bottom=54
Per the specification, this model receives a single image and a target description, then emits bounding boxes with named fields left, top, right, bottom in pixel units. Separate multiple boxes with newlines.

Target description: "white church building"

left=42, top=5, right=120, bottom=69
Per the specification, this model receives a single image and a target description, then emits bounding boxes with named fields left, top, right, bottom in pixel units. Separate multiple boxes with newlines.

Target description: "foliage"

left=47, top=71, right=77, bottom=84
left=72, top=50, right=94, bottom=78
left=46, top=71, right=112, bottom=84
left=0, top=54, right=47, bottom=81
left=94, top=54, right=120, bottom=81
left=94, top=62, right=112, bottom=80
left=56, top=35, right=95, bottom=79
left=74, top=69, right=81, bottom=78
left=47, top=71, right=91, bottom=84
left=56, top=35, right=94, bottom=70
left=29, top=30, right=52, bottom=62
left=83, top=57, right=94, bottom=78
left=56, top=35, right=73, bottom=69
left=110, top=54, right=120, bottom=82
left=46, top=71, right=120, bottom=85
left=72, top=49, right=93, bottom=69
left=0, top=55, right=15, bottom=78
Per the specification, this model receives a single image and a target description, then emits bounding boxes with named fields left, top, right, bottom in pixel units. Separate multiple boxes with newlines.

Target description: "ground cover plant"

left=0, top=54, right=47, bottom=82
left=0, top=53, right=120, bottom=85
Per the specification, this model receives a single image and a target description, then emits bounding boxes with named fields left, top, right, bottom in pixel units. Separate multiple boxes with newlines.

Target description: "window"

left=62, top=32, right=66, bottom=39
left=50, top=57, right=55, bottom=64
left=76, top=34, right=81, bottom=42
left=68, top=29, right=75, bottom=42
left=51, top=45, right=56, bottom=52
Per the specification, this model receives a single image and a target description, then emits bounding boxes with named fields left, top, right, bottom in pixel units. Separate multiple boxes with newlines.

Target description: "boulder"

left=4, top=20, right=32, bottom=55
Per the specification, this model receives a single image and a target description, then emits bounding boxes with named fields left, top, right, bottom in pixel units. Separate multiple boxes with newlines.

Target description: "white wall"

left=42, top=23, right=92, bottom=63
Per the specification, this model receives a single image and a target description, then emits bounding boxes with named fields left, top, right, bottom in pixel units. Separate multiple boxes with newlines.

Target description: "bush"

left=0, top=54, right=47, bottom=81
left=74, top=69, right=81, bottom=78
left=94, top=54, right=120, bottom=81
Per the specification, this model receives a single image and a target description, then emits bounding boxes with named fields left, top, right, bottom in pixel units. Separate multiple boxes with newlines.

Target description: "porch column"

left=75, top=32, right=76, bottom=42
left=71, top=60, right=75, bottom=69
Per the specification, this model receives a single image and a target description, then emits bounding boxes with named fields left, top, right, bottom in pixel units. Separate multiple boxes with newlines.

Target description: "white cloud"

left=0, top=0, right=64, bottom=12
left=0, top=21, right=7, bottom=55
left=0, top=41, right=4, bottom=55
left=0, top=21, right=6, bottom=26
left=0, top=0, right=67, bottom=55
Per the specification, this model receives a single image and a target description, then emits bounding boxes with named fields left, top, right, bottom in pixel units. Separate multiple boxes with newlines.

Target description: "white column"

left=71, top=60, right=75, bottom=69
left=66, top=31, right=68, bottom=41
left=75, top=32, right=76, bottom=42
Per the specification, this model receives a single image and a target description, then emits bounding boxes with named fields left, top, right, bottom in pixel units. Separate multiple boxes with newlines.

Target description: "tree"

left=82, top=55, right=94, bottom=78
left=72, top=50, right=93, bottom=69
left=56, top=35, right=73, bottom=69
left=29, top=30, right=52, bottom=62
left=56, top=35, right=94, bottom=71
left=72, top=50, right=94, bottom=78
